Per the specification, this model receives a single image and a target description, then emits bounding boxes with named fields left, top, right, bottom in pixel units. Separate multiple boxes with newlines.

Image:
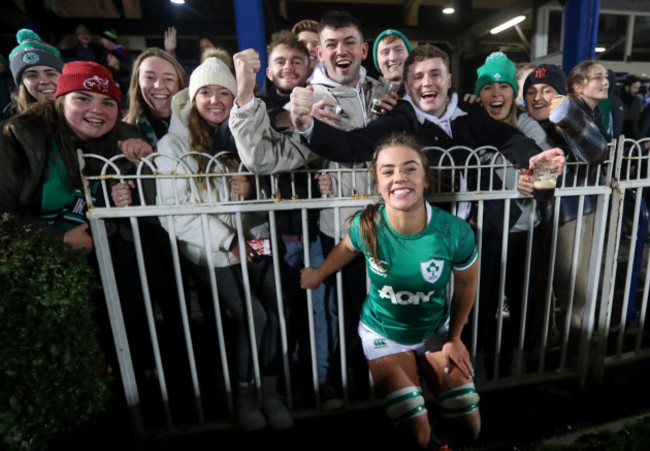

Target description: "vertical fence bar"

left=79, top=141, right=650, bottom=437
left=88, top=216, right=143, bottom=434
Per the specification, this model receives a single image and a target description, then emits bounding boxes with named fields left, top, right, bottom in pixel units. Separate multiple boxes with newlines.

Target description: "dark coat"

left=305, top=98, right=544, bottom=234
left=306, top=99, right=541, bottom=169
left=0, top=112, right=141, bottom=240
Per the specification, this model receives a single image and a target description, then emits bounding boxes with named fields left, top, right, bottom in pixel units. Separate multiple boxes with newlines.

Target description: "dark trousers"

left=320, top=233, right=369, bottom=394
left=189, top=257, right=281, bottom=381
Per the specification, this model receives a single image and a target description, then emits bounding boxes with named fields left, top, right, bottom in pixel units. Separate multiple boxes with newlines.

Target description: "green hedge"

left=0, top=214, right=112, bottom=449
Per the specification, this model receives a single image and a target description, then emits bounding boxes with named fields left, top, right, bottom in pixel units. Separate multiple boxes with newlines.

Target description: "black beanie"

left=523, top=64, right=567, bottom=96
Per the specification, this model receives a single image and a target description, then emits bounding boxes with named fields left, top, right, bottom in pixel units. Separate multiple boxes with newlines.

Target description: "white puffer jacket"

left=156, top=88, right=269, bottom=267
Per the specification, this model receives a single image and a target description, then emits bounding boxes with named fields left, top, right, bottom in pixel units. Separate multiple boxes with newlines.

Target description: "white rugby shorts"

left=358, top=319, right=450, bottom=361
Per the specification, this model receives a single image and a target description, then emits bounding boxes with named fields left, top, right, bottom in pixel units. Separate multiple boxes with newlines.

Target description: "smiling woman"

left=62, top=90, right=120, bottom=140
left=155, top=49, right=294, bottom=432
left=123, top=47, right=189, bottom=146
left=4, top=28, right=64, bottom=119
left=300, top=132, right=480, bottom=450
left=567, top=60, right=611, bottom=137
left=0, top=60, right=151, bottom=249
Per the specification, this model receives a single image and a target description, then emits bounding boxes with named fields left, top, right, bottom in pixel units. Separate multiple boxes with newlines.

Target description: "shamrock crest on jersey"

left=368, top=257, right=388, bottom=277
left=420, top=258, right=444, bottom=283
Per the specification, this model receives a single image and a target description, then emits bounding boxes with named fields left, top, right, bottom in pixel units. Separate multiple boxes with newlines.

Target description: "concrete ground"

left=59, top=358, right=650, bottom=451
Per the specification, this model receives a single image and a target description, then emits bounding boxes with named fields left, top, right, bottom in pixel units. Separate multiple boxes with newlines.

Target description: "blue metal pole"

left=233, top=0, right=268, bottom=85
left=562, top=0, right=601, bottom=75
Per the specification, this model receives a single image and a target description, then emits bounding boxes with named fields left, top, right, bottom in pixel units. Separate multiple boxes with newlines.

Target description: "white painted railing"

left=78, top=138, right=650, bottom=436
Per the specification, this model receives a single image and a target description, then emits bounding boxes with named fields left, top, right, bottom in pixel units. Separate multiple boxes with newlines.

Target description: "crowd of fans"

left=1, top=10, right=649, bottom=451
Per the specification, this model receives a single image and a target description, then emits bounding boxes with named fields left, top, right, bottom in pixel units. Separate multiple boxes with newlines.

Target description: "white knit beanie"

left=189, top=56, right=236, bottom=101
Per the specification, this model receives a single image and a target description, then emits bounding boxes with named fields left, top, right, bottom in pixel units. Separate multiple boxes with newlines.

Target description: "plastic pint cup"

left=533, top=178, right=557, bottom=201
left=370, top=80, right=400, bottom=115
left=532, top=160, right=559, bottom=202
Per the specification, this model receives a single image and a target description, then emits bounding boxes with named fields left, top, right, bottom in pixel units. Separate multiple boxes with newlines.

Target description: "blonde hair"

left=10, top=84, right=37, bottom=115
left=123, top=47, right=188, bottom=125
left=358, top=132, right=432, bottom=269
left=292, top=19, right=319, bottom=35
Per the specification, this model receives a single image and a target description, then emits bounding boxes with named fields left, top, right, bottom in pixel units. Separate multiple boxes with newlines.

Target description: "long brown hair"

left=122, top=47, right=189, bottom=125
left=358, top=132, right=432, bottom=270
left=186, top=96, right=240, bottom=192
left=567, top=60, right=606, bottom=98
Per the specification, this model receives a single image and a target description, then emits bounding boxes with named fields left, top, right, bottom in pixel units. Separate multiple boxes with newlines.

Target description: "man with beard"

left=231, top=10, right=398, bottom=406
left=619, top=74, right=644, bottom=139
left=230, top=30, right=344, bottom=410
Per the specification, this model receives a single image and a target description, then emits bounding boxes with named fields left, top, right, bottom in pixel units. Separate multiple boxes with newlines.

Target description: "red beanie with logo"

left=55, top=61, right=121, bottom=107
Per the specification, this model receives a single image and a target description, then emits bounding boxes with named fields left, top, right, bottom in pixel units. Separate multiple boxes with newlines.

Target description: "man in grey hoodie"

left=306, top=10, right=400, bottom=399
left=231, top=10, right=397, bottom=401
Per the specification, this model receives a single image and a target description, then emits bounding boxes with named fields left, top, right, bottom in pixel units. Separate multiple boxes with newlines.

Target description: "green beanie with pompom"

left=474, top=51, right=518, bottom=98
left=9, top=28, right=64, bottom=86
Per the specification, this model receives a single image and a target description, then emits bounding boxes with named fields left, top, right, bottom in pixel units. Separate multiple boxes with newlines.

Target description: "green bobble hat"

left=372, top=29, right=413, bottom=73
left=101, top=30, right=118, bottom=44
left=474, top=51, right=518, bottom=98
left=9, top=28, right=64, bottom=86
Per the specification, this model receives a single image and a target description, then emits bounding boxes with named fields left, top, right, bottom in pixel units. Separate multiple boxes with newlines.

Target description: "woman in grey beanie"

left=4, top=28, right=64, bottom=119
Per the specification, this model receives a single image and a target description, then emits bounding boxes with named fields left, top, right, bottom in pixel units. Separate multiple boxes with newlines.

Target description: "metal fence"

left=79, top=138, right=650, bottom=439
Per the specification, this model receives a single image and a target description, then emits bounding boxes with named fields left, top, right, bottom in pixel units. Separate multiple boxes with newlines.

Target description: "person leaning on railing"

left=230, top=31, right=344, bottom=410
left=468, top=51, right=558, bottom=374
left=519, top=62, right=610, bottom=355
left=0, top=60, right=149, bottom=250
left=0, top=61, right=153, bottom=409
left=155, top=49, right=293, bottom=432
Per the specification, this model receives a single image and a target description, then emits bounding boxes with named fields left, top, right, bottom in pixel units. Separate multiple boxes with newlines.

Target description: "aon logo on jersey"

left=378, top=285, right=434, bottom=305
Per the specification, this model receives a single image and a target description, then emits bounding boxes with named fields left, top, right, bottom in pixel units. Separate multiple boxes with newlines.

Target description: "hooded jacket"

left=308, top=63, right=381, bottom=238
left=156, top=88, right=269, bottom=267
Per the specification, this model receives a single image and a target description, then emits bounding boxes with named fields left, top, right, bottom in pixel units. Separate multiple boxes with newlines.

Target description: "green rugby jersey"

left=349, top=202, right=477, bottom=345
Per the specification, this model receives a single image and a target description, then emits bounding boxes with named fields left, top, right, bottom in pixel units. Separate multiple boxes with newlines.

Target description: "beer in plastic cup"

left=533, top=178, right=557, bottom=201
left=532, top=160, right=559, bottom=202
